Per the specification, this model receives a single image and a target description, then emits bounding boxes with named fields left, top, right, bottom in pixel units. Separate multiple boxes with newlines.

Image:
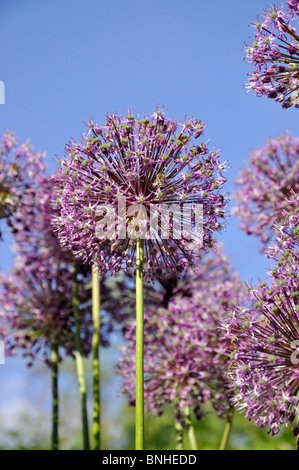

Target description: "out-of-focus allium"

left=223, top=252, right=299, bottom=437
left=0, top=255, right=92, bottom=366
left=233, top=133, right=299, bottom=245
left=1, top=177, right=120, bottom=366
left=52, top=107, right=227, bottom=281
left=288, top=0, right=299, bottom=13
left=8, top=176, right=125, bottom=345
left=0, top=131, right=46, bottom=231
left=245, top=1, right=299, bottom=108
left=118, top=247, right=244, bottom=421
left=11, top=176, right=131, bottom=336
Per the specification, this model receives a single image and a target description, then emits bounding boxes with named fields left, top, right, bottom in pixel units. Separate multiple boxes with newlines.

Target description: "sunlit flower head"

left=52, top=107, right=227, bottom=281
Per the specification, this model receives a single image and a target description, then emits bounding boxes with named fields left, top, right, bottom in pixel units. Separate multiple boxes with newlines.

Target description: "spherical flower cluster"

left=245, top=1, right=299, bottom=108
left=233, top=133, right=299, bottom=245
left=118, top=247, right=244, bottom=421
left=3, top=176, right=124, bottom=361
left=52, top=107, right=227, bottom=281
left=0, top=131, right=46, bottom=232
left=1, top=178, right=90, bottom=365
left=223, top=252, right=299, bottom=436
left=0, top=254, right=92, bottom=366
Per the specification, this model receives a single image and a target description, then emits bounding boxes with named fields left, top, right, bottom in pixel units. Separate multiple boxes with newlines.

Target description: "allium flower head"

left=3, top=176, right=123, bottom=359
left=118, top=247, right=244, bottom=420
left=52, top=107, right=227, bottom=281
left=0, top=255, right=92, bottom=366
left=0, top=178, right=93, bottom=365
left=233, top=133, right=299, bottom=245
left=245, top=1, right=299, bottom=108
left=0, top=131, right=46, bottom=229
left=224, top=251, right=299, bottom=436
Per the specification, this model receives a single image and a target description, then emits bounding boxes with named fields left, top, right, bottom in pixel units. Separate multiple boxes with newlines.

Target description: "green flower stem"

left=296, top=406, right=299, bottom=451
left=219, top=407, right=234, bottom=451
left=174, top=416, right=184, bottom=451
left=92, top=266, right=100, bottom=450
left=183, top=404, right=198, bottom=451
left=73, top=262, right=90, bottom=450
left=135, top=238, right=144, bottom=450
left=51, top=342, right=59, bottom=451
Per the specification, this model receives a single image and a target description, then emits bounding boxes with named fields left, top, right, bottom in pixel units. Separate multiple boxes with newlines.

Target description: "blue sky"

left=0, top=0, right=298, bottom=449
left=0, top=0, right=297, bottom=282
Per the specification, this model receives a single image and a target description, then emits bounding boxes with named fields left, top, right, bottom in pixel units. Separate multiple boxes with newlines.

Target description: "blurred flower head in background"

left=0, top=177, right=122, bottom=366
left=233, top=133, right=299, bottom=246
left=0, top=255, right=92, bottom=366
left=0, top=132, right=46, bottom=230
left=0, top=179, right=92, bottom=365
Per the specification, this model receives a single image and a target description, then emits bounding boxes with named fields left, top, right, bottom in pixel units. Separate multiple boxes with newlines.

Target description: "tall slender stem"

left=174, top=416, right=184, bottom=451
left=51, top=342, right=59, bottom=451
left=92, top=266, right=100, bottom=450
left=183, top=404, right=198, bottom=451
left=219, top=407, right=234, bottom=451
left=73, top=262, right=90, bottom=450
left=135, top=238, right=144, bottom=450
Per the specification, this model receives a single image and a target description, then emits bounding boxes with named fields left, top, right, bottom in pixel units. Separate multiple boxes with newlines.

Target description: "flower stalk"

left=51, top=342, right=59, bottom=451
left=135, top=238, right=144, bottom=450
left=219, top=407, right=234, bottom=450
left=174, top=414, right=184, bottom=451
left=73, top=262, right=90, bottom=450
left=92, top=266, right=101, bottom=450
left=183, top=404, right=198, bottom=451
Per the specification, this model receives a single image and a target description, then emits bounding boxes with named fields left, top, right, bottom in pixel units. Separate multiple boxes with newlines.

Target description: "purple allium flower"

left=233, top=133, right=299, bottom=246
left=288, top=0, right=299, bottom=13
left=0, top=177, right=119, bottom=366
left=0, top=254, right=92, bottom=366
left=0, top=131, right=46, bottom=232
left=0, top=181, right=92, bottom=365
left=223, top=251, right=299, bottom=437
left=245, top=1, right=299, bottom=108
left=52, top=107, right=227, bottom=281
left=118, top=246, right=244, bottom=421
